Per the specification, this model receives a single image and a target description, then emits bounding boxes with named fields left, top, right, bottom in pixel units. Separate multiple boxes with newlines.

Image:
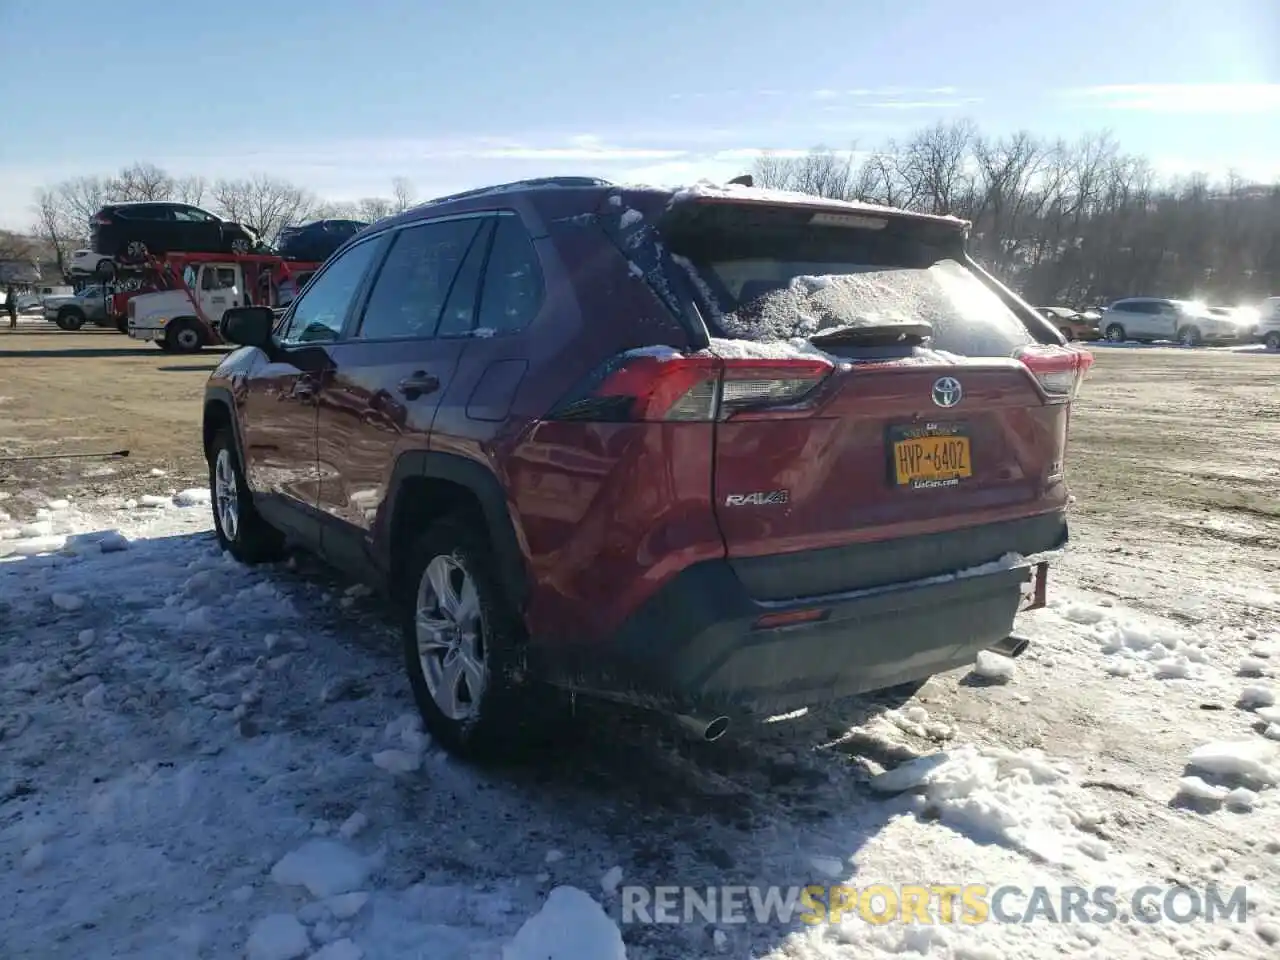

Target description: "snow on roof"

left=624, top=179, right=970, bottom=228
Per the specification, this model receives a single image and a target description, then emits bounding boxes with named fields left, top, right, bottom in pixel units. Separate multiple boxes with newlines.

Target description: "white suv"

left=1256, top=298, right=1280, bottom=349
left=1101, top=297, right=1246, bottom=346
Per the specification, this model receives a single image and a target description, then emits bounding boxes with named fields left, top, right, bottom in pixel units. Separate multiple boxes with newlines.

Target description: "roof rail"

left=424, top=176, right=613, bottom=207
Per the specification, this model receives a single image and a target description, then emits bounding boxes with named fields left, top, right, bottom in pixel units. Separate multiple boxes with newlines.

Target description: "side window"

left=437, top=219, right=495, bottom=336
left=279, top=239, right=380, bottom=344
left=356, top=218, right=484, bottom=341
left=475, top=216, right=543, bottom=334
left=201, top=269, right=217, bottom=291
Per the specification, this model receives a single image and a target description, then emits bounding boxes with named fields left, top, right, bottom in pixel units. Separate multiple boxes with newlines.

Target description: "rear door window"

left=475, top=216, right=543, bottom=334
left=355, top=217, right=485, bottom=341
left=660, top=203, right=1035, bottom=358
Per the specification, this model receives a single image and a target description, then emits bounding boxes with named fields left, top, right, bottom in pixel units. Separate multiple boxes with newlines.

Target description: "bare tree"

left=391, top=177, right=415, bottom=213
left=354, top=197, right=394, bottom=223
left=174, top=175, right=208, bottom=206
left=211, top=175, right=317, bottom=244
left=111, top=162, right=175, bottom=202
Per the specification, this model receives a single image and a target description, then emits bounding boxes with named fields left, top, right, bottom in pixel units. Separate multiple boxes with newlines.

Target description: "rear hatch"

left=608, top=191, right=1089, bottom=594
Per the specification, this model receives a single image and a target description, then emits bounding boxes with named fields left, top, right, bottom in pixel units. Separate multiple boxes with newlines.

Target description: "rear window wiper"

left=807, top=321, right=932, bottom=347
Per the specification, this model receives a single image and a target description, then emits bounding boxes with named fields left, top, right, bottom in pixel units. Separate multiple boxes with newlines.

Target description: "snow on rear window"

left=683, top=258, right=1034, bottom=358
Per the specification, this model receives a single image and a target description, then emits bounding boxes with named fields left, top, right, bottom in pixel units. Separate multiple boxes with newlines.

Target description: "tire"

left=1104, top=323, right=1126, bottom=343
left=401, top=515, right=539, bottom=761
left=207, top=429, right=284, bottom=564
left=124, top=240, right=149, bottom=261
left=55, top=308, right=85, bottom=331
left=166, top=319, right=204, bottom=353
left=95, top=258, right=116, bottom=280
left=1179, top=326, right=1202, bottom=347
left=1266, top=331, right=1280, bottom=350
left=230, top=237, right=251, bottom=255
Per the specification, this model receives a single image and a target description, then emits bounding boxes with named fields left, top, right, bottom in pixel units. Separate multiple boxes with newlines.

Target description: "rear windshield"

left=659, top=204, right=1035, bottom=358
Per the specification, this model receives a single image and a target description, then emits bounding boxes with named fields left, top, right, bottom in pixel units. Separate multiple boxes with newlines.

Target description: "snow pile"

left=869, top=744, right=1107, bottom=865
left=502, top=887, right=627, bottom=960
left=1186, top=740, right=1279, bottom=789
left=1063, top=605, right=1211, bottom=680
left=271, top=839, right=372, bottom=898
left=173, top=488, right=211, bottom=507
left=971, top=650, right=1016, bottom=682
left=371, top=712, right=431, bottom=774
left=246, top=914, right=310, bottom=960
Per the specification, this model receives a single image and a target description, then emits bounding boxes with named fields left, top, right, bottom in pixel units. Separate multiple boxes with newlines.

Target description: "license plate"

left=889, top=423, right=972, bottom=489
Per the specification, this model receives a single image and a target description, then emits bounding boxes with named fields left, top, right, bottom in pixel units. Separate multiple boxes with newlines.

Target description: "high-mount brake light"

left=1015, top=344, right=1094, bottom=400
left=548, top=353, right=833, bottom=423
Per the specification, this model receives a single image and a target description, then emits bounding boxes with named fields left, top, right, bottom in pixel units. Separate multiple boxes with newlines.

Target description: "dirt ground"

left=1, top=323, right=1278, bottom=537
left=0, top=325, right=220, bottom=507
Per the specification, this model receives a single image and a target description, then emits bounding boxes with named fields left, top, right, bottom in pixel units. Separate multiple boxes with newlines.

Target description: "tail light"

left=547, top=351, right=832, bottom=422
left=1015, top=344, right=1094, bottom=401
left=93, top=214, right=112, bottom=226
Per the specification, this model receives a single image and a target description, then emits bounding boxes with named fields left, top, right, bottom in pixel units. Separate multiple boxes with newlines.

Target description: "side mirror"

left=220, top=305, right=275, bottom=348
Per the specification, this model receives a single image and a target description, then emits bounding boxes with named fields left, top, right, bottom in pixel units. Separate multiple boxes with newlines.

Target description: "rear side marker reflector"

left=1015, top=344, right=1094, bottom=400
left=753, top=608, right=829, bottom=630
left=548, top=353, right=832, bottom=423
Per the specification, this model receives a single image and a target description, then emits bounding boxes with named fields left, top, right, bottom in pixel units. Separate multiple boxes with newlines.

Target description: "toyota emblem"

left=932, top=376, right=963, bottom=408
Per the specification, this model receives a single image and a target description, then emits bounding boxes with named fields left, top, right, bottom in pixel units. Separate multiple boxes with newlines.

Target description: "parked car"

left=1038, top=306, right=1100, bottom=341
left=69, top=248, right=116, bottom=278
left=42, top=284, right=112, bottom=330
left=91, top=202, right=261, bottom=266
left=1100, top=297, right=1245, bottom=346
left=1254, top=298, right=1280, bottom=349
left=203, top=177, right=1091, bottom=759
left=275, top=220, right=368, bottom=263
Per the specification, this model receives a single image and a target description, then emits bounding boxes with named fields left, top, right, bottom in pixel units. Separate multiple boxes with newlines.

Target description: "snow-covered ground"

left=2, top=491, right=1279, bottom=959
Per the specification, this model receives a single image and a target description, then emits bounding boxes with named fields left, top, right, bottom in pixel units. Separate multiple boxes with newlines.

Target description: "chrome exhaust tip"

left=675, top=713, right=731, bottom=742
left=987, top=635, right=1030, bottom=659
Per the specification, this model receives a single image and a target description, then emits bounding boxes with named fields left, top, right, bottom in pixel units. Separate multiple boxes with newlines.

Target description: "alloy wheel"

left=214, top=448, right=239, bottom=541
left=415, top=555, right=487, bottom=721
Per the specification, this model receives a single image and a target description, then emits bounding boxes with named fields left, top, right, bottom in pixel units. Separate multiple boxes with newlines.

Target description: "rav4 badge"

left=724, top=491, right=790, bottom=507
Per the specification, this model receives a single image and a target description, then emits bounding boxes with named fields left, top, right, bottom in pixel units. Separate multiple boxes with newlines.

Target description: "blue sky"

left=0, top=0, right=1276, bottom=229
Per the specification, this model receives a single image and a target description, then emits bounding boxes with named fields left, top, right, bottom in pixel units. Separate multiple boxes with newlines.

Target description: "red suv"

left=203, top=177, right=1092, bottom=758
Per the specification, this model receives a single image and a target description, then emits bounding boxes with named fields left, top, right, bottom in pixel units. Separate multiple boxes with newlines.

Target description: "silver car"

left=43, top=285, right=113, bottom=331
left=1100, top=297, right=1245, bottom=347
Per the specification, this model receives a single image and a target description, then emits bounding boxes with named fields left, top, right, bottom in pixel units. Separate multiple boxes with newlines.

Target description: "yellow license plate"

left=893, top=434, right=973, bottom=487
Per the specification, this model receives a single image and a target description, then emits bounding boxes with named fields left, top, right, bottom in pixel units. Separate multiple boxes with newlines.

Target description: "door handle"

left=398, top=372, right=439, bottom=400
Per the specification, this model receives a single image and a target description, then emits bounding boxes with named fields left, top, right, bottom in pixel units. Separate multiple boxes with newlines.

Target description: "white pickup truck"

left=127, top=261, right=247, bottom=352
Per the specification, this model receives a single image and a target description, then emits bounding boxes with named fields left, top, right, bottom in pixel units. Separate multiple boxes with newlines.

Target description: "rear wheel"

left=1179, top=326, right=1202, bottom=347
left=166, top=319, right=203, bottom=353
left=208, top=429, right=284, bottom=563
left=401, top=515, right=540, bottom=761
left=1104, top=323, right=1126, bottom=343
left=1266, top=331, right=1280, bottom=350
left=230, top=237, right=251, bottom=255
left=124, top=240, right=149, bottom=262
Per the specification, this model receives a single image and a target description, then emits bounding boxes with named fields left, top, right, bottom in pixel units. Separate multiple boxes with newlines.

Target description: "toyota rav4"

left=202, top=176, right=1092, bottom=758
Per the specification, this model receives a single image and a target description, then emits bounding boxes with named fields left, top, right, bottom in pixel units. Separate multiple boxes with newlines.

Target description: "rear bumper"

left=538, top=513, right=1066, bottom=717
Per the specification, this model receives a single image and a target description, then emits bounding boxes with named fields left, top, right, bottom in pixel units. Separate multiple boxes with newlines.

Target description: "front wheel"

left=55, top=309, right=84, bottom=331
left=1265, top=331, right=1280, bottom=350
left=208, top=430, right=285, bottom=564
left=401, top=516, right=541, bottom=760
left=166, top=319, right=204, bottom=353
left=230, top=237, right=252, bottom=255
left=1105, top=323, right=1126, bottom=343
left=1179, top=326, right=1202, bottom=347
